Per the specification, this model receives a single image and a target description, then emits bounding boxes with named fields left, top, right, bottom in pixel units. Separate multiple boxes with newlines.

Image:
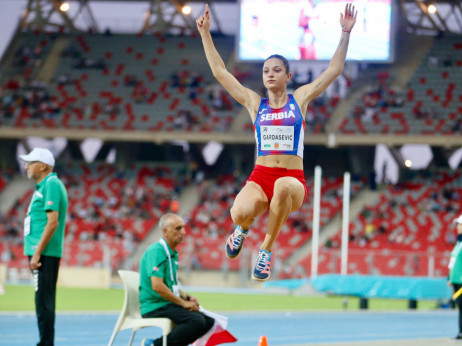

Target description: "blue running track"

left=0, top=311, right=456, bottom=345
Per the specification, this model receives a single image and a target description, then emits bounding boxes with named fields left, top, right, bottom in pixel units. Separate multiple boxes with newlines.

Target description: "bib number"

left=260, top=126, right=294, bottom=151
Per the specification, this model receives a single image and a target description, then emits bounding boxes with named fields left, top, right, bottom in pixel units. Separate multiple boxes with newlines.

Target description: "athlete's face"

left=25, top=161, right=46, bottom=181
left=457, top=223, right=462, bottom=234
left=163, top=215, right=186, bottom=249
left=262, top=58, right=291, bottom=91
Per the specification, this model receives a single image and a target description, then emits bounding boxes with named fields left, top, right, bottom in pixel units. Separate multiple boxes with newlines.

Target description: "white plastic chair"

left=108, top=270, right=174, bottom=346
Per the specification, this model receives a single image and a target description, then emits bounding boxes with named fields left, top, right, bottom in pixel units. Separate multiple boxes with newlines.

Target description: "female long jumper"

left=197, top=3, right=357, bottom=281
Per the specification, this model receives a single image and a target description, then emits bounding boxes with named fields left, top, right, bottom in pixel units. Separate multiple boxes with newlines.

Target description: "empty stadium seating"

left=1, top=32, right=236, bottom=132
left=293, top=170, right=461, bottom=278
left=339, top=34, right=462, bottom=135
left=0, top=161, right=185, bottom=270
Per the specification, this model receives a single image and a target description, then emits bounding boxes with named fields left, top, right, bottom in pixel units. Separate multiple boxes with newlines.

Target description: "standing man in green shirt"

left=19, top=148, right=68, bottom=346
left=139, top=213, right=214, bottom=346
left=449, top=214, right=462, bottom=341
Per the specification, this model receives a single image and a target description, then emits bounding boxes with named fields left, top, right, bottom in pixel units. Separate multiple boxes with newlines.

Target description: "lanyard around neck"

left=159, top=238, right=177, bottom=283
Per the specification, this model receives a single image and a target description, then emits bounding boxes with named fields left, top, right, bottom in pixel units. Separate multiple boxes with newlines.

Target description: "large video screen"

left=238, top=0, right=394, bottom=62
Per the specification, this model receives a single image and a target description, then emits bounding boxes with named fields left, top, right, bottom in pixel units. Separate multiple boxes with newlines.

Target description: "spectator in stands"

left=6, top=219, right=20, bottom=238
left=73, top=57, right=107, bottom=69
left=188, top=71, right=202, bottom=88
left=446, top=229, right=456, bottom=245
left=123, top=74, right=137, bottom=87
left=139, top=213, right=214, bottom=346
left=442, top=55, right=453, bottom=67
left=448, top=214, right=462, bottom=341
left=19, top=147, right=68, bottom=346
left=61, top=45, right=81, bottom=58
left=287, top=69, right=299, bottom=90
left=427, top=53, right=439, bottom=67
left=103, top=101, right=120, bottom=117
left=378, top=224, right=387, bottom=235
left=453, top=118, right=462, bottom=134
left=197, top=3, right=357, bottom=281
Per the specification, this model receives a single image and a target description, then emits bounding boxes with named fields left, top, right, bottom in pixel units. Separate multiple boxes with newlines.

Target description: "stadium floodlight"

left=427, top=4, right=437, bottom=14
left=400, top=144, right=433, bottom=170
left=59, top=2, right=70, bottom=12
left=182, top=5, right=192, bottom=15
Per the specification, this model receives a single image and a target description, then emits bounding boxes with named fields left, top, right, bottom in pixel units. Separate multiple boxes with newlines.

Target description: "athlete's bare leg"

left=261, top=177, right=305, bottom=252
left=230, top=181, right=269, bottom=230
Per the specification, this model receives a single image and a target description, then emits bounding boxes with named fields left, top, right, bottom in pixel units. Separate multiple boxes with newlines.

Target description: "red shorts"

left=247, top=165, right=308, bottom=203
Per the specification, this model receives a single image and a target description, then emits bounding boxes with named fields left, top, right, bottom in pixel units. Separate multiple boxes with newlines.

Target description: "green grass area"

left=192, top=292, right=437, bottom=311
left=0, top=285, right=438, bottom=312
left=1, top=285, right=125, bottom=311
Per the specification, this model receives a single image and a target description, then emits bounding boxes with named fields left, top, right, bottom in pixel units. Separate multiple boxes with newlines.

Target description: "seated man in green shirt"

left=140, top=213, right=214, bottom=346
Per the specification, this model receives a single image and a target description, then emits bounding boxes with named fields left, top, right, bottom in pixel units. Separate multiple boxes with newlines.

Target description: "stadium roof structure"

left=401, top=0, right=462, bottom=34
left=17, top=0, right=462, bottom=35
left=18, top=0, right=236, bottom=35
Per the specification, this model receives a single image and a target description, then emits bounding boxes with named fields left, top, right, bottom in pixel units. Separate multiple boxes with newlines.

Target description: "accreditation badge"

left=449, top=257, right=456, bottom=269
left=24, top=216, right=31, bottom=236
left=172, top=284, right=180, bottom=297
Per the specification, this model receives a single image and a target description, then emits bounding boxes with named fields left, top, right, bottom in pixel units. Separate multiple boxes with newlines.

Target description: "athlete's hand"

left=182, top=300, right=200, bottom=312
left=196, top=4, right=211, bottom=35
left=30, top=253, right=42, bottom=270
left=340, top=3, right=357, bottom=32
left=187, top=294, right=200, bottom=305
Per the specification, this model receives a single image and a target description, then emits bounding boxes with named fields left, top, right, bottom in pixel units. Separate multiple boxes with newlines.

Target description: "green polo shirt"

left=450, top=241, right=462, bottom=284
left=139, top=240, right=179, bottom=315
left=24, top=172, right=68, bottom=258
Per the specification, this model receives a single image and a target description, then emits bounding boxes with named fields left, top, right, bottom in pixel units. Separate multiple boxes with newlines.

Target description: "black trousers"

left=30, top=255, right=61, bottom=346
left=142, top=303, right=215, bottom=346
left=454, top=283, right=462, bottom=334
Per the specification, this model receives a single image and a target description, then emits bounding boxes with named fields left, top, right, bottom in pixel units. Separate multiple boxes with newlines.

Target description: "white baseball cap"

left=19, top=148, right=55, bottom=167
left=454, top=215, right=462, bottom=224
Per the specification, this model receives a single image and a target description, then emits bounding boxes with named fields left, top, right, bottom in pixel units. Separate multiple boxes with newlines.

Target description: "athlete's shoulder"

left=288, top=94, right=303, bottom=111
left=257, top=97, right=268, bottom=111
left=46, top=175, right=64, bottom=188
left=146, top=242, right=164, bottom=256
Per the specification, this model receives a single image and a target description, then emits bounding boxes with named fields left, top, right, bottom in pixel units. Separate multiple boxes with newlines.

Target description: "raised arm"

left=294, top=3, right=357, bottom=112
left=197, top=4, right=260, bottom=117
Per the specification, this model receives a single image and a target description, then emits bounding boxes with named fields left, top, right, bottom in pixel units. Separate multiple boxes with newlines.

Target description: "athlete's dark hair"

left=265, top=54, right=290, bottom=74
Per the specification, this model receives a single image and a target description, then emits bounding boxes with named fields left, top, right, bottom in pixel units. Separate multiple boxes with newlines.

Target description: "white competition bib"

left=260, top=125, right=294, bottom=151
left=24, top=216, right=31, bottom=236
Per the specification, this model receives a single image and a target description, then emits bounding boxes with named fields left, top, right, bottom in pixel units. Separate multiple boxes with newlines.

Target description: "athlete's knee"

left=273, top=180, right=292, bottom=200
left=230, top=205, right=250, bottom=225
left=190, top=313, right=213, bottom=334
left=204, top=315, right=215, bottom=333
